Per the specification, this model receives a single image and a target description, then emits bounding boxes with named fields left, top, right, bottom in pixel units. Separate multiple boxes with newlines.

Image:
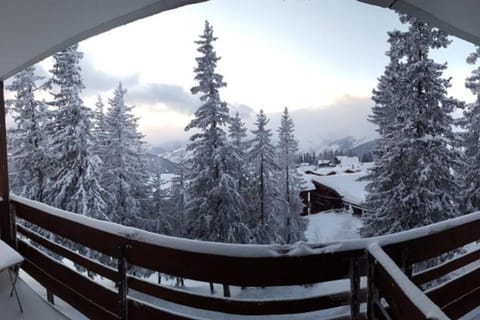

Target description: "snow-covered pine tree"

left=92, top=95, right=109, bottom=163
left=459, top=47, right=480, bottom=213
left=249, top=110, right=286, bottom=244
left=167, top=162, right=187, bottom=238
left=276, top=107, right=306, bottom=243
left=147, top=164, right=172, bottom=235
left=7, top=65, right=49, bottom=201
left=46, top=44, right=109, bottom=220
left=103, top=82, right=150, bottom=229
left=228, top=112, right=249, bottom=200
left=184, top=20, right=250, bottom=244
left=361, top=15, right=461, bottom=237
left=368, top=31, right=405, bottom=136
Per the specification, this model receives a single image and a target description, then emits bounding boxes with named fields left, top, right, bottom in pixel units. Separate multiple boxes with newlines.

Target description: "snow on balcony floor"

left=0, top=271, right=67, bottom=320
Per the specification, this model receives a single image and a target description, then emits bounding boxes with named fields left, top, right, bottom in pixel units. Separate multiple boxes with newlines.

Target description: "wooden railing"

left=7, top=194, right=480, bottom=319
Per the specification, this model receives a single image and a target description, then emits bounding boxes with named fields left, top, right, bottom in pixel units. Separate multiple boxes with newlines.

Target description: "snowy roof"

left=0, top=0, right=205, bottom=80
left=359, top=0, right=480, bottom=45
left=311, top=172, right=368, bottom=205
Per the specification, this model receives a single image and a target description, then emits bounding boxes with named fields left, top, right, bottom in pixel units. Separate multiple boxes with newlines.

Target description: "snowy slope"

left=305, top=210, right=362, bottom=243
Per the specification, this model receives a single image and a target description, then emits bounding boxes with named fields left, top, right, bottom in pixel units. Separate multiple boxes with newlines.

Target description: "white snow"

left=305, top=210, right=362, bottom=243
left=0, top=271, right=67, bottom=320
left=0, top=240, right=23, bottom=270
left=159, top=173, right=177, bottom=190
left=334, top=156, right=360, bottom=169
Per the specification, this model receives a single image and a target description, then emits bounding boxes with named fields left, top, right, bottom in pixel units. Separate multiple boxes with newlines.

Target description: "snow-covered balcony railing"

left=9, top=195, right=368, bottom=320
left=367, top=244, right=448, bottom=320
left=7, top=194, right=480, bottom=319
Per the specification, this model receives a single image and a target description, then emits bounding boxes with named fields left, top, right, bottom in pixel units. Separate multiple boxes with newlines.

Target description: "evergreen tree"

left=7, top=66, right=49, bottom=201
left=276, top=107, right=306, bottom=243
left=249, top=110, right=285, bottom=244
left=45, top=44, right=109, bottom=220
left=168, top=161, right=187, bottom=238
left=460, top=47, right=480, bottom=213
left=184, top=21, right=250, bottom=244
left=228, top=112, right=249, bottom=198
left=361, top=15, right=461, bottom=237
left=148, top=164, right=171, bottom=235
left=103, top=83, right=150, bottom=228
left=92, top=95, right=108, bottom=163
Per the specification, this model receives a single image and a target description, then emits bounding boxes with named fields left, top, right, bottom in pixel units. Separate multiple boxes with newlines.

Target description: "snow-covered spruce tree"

left=6, top=66, right=60, bottom=260
left=368, top=31, right=405, bottom=137
left=46, top=44, right=109, bottom=220
left=249, top=110, right=286, bottom=244
left=7, top=65, right=49, bottom=201
left=103, top=83, right=150, bottom=229
left=92, top=95, right=109, bottom=163
left=184, top=20, right=250, bottom=244
left=276, top=107, right=307, bottom=243
left=459, top=47, right=480, bottom=213
left=167, top=162, right=187, bottom=238
left=361, top=15, right=461, bottom=237
left=147, top=164, right=172, bottom=235
left=228, top=112, right=250, bottom=201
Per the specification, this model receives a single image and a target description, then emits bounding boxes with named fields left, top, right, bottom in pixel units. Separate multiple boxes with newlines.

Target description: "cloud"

left=80, top=55, right=139, bottom=95
left=128, top=83, right=199, bottom=114
left=265, top=95, right=378, bottom=151
left=144, top=96, right=378, bottom=151
left=228, top=103, right=256, bottom=119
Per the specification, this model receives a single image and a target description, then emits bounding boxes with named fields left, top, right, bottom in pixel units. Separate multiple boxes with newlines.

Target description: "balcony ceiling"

left=0, top=0, right=205, bottom=80
left=359, top=0, right=480, bottom=45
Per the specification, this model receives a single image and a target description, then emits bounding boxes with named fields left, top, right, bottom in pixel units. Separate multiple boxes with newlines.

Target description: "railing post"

left=367, top=253, right=376, bottom=320
left=401, top=247, right=412, bottom=279
left=0, top=81, right=12, bottom=246
left=350, top=258, right=360, bottom=320
left=118, top=243, right=129, bottom=320
left=47, top=290, right=55, bottom=305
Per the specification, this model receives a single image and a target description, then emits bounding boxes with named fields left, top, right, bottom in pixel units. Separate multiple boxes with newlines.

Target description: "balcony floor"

left=0, top=270, right=67, bottom=320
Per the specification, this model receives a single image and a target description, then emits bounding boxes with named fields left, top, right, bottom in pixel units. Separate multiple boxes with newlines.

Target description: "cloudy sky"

left=34, top=0, right=478, bottom=151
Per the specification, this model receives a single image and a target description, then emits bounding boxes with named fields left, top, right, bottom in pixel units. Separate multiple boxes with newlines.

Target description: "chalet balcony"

left=1, top=0, right=480, bottom=319
left=0, top=195, right=479, bottom=319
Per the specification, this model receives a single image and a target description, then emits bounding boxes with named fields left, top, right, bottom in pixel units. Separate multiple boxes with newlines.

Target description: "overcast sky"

left=34, top=0, right=477, bottom=151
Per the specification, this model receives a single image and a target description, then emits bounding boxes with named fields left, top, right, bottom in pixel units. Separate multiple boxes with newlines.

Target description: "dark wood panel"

left=412, top=248, right=480, bottom=286
left=14, top=201, right=125, bottom=257
left=18, top=240, right=120, bottom=316
left=126, top=238, right=364, bottom=286
left=385, top=219, right=480, bottom=264
left=373, top=300, right=390, bottom=320
left=128, top=276, right=364, bottom=315
left=442, top=285, right=480, bottom=319
left=427, top=265, right=480, bottom=308
left=17, top=224, right=119, bottom=281
left=127, top=298, right=195, bottom=320
left=21, top=258, right=118, bottom=320
left=374, top=262, right=426, bottom=319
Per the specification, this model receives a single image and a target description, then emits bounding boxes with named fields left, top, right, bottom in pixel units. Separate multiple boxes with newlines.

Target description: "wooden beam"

left=0, top=80, right=11, bottom=245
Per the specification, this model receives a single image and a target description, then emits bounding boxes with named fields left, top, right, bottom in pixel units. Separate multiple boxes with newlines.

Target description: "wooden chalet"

left=0, top=1, right=480, bottom=319
left=301, top=172, right=367, bottom=216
